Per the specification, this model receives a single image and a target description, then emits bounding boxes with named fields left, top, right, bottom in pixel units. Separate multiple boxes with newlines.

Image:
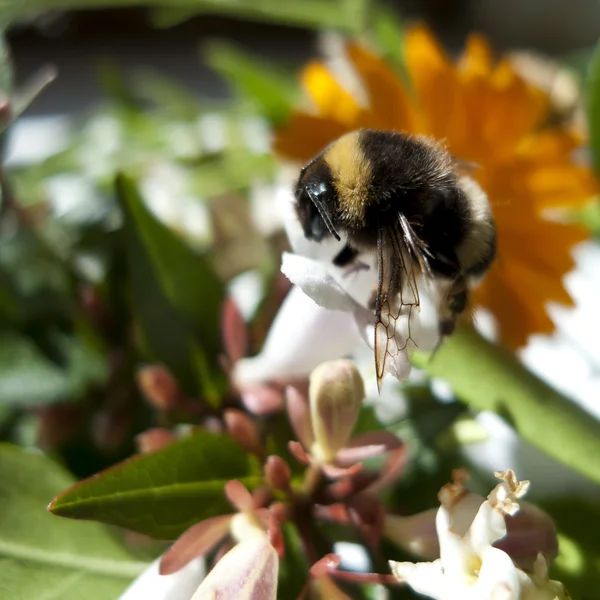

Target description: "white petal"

left=228, top=270, right=264, bottom=321
left=474, top=547, right=523, bottom=599
left=233, top=285, right=362, bottom=385
left=435, top=506, right=473, bottom=577
left=281, top=252, right=359, bottom=312
left=389, top=560, right=445, bottom=598
left=467, top=500, right=507, bottom=552
left=191, top=538, right=278, bottom=600
left=119, top=556, right=205, bottom=600
left=334, top=542, right=371, bottom=572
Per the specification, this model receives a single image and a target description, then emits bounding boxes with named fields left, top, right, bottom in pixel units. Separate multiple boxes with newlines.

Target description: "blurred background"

left=4, top=0, right=600, bottom=466
left=2, top=2, right=600, bottom=598
left=9, top=1, right=600, bottom=118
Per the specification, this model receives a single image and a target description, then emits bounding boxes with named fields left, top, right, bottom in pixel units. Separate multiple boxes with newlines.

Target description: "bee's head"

left=294, top=157, right=340, bottom=242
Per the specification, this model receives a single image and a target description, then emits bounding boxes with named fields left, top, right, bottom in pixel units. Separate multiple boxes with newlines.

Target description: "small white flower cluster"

left=389, top=470, right=570, bottom=600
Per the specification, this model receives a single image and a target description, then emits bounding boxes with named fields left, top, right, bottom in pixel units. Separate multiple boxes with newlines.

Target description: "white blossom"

left=190, top=537, right=278, bottom=600
left=118, top=557, right=205, bottom=600
left=389, top=470, right=570, bottom=600
left=234, top=184, right=439, bottom=388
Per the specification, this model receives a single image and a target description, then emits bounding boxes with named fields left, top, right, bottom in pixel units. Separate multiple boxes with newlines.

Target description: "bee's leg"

left=333, top=243, right=370, bottom=276
left=438, top=279, right=468, bottom=338
left=332, top=243, right=359, bottom=267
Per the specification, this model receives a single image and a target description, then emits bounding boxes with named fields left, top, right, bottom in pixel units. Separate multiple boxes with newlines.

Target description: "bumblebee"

left=294, top=129, right=496, bottom=387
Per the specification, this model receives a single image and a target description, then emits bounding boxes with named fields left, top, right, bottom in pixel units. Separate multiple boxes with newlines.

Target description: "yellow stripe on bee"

left=324, top=131, right=371, bottom=224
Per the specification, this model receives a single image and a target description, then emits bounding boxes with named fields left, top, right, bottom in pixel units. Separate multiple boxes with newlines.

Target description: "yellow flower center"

left=465, top=553, right=483, bottom=585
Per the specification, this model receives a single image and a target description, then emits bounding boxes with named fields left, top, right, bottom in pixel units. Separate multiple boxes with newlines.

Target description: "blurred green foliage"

left=0, top=445, right=147, bottom=599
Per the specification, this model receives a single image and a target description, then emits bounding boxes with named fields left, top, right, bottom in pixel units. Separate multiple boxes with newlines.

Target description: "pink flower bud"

left=137, top=364, right=183, bottom=410
left=136, top=428, right=177, bottom=454
left=224, top=409, right=261, bottom=455
left=221, top=297, right=248, bottom=363
left=264, top=456, right=292, bottom=491
left=309, top=360, right=364, bottom=462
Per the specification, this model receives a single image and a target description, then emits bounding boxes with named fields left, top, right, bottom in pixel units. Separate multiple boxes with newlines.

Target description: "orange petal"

left=499, top=218, right=586, bottom=276
left=475, top=263, right=557, bottom=349
left=521, top=164, right=596, bottom=210
left=302, top=61, right=362, bottom=124
left=481, top=61, right=549, bottom=160
left=347, top=43, right=421, bottom=132
left=459, top=34, right=494, bottom=76
left=517, top=129, right=584, bottom=161
left=452, top=34, right=496, bottom=159
left=274, top=113, right=350, bottom=163
left=404, top=24, right=459, bottom=139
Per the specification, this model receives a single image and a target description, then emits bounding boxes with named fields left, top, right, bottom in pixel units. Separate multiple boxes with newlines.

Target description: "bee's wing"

left=374, top=219, right=431, bottom=391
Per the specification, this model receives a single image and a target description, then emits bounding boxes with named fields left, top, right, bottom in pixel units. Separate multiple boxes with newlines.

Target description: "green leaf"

left=0, top=33, right=12, bottom=152
left=9, top=65, right=57, bottom=129
left=0, top=279, right=19, bottom=322
left=0, top=225, right=72, bottom=322
left=541, top=498, right=600, bottom=597
left=277, top=523, right=309, bottom=600
left=49, top=430, right=262, bottom=539
left=576, top=199, right=600, bottom=238
left=353, top=404, right=382, bottom=435
left=586, top=38, right=600, bottom=178
left=413, top=325, right=600, bottom=485
left=367, top=6, right=411, bottom=87
left=190, top=151, right=277, bottom=198
left=0, top=445, right=147, bottom=600
left=2, top=0, right=370, bottom=34
left=115, top=173, right=227, bottom=404
left=205, top=40, right=299, bottom=126
left=0, top=329, right=107, bottom=406
left=0, top=33, right=12, bottom=96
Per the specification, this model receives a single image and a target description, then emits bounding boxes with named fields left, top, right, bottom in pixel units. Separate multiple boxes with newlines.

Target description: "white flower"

left=234, top=185, right=439, bottom=388
left=389, top=470, right=570, bottom=600
left=190, top=537, right=278, bottom=600
left=233, top=284, right=363, bottom=386
left=118, top=556, right=205, bottom=600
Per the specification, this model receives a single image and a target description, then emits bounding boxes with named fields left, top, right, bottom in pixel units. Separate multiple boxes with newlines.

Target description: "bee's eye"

left=306, top=180, right=333, bottom=201
left=298, top=179, right=339, bottom=242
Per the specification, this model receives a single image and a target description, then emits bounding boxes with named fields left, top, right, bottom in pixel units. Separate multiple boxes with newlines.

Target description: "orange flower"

left=275, top=26, right=596, bottom=348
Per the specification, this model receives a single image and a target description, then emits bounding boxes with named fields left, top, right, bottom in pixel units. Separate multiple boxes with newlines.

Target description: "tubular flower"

left=389, top=470, right=570, bottom=600
left=275, top=26, right=595, bottom=348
